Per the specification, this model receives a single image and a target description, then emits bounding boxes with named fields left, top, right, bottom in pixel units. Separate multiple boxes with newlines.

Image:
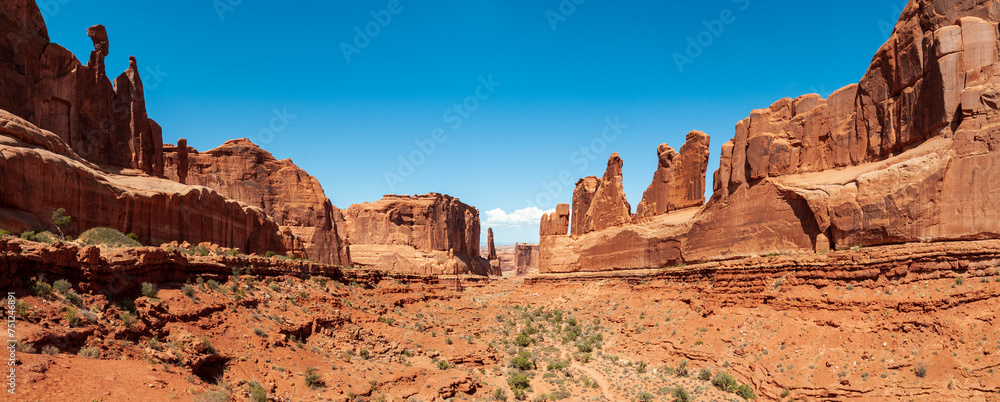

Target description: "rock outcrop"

left=571, top=154, right=632, bottom=235
left=540, top=203, right=570, bottom=236
left=341, top=194, right=493, bottom=275
left=0, top=110, right=286, bottom=253
left=540, top=0, right=1000, bottom=273
left=634, top=131, right=711, bottom=220
left=487, top=228, right=500, bottom=273
left=163, top=139, right=349, bottom=265
left=514, top=243, right=539, bottom=276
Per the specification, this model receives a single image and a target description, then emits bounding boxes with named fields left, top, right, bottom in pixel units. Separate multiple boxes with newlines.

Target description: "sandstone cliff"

left=541, top=0, right=1000, bottom=273
left=163, top=139, right=349, bottom=265
left=514, top=243, right=539, bottom=276
left=341, top=194, right=494, bottom=276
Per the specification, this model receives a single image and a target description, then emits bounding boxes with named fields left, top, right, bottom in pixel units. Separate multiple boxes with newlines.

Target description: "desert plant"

left=192, top=388, right=230, bottom=402
left=182, top=285, right=196, bottom=298
left=698, top=368, right=712, bottom=381
left=51, top=208, right=71, bottom=238
left=736, top=384, right=756, bottom=400
left=141, top=282, right=159, bottom=299
left=126, top=232, right=139, bottom=241
left=508, top=372, right=530, bottom=400
left=77, top=227, right=141, bottom=248
left=0, top=229, right=8, bottom=237
left=511, top=351, right=534, bottom=371
left=672, top=387, right=691, bottom=402
left=304, top=367, right=323, bottom=389
left=636, top=360, right=648, bottom=373
left=676, top=359, right=689, bottom=377
left=712, top=372, right=738, bottom=392
left=636, top=392, right=656, bottom=402
left=437, top=359, right=452, bottom=370
left=15, top=342, right=37, bottom=354
left=253, top=327, right=267, bottom=338
left=120, top=312, right=137, bottom=330
left=78, top=347, right=100, bottom=359
left=915, top=362, right=928, bottom=378
left=65, top=308, right=81, bottom=327
left=53, top=279, right=72, bottom=295
left=247, top=381, right=267, bottom=402
left=265, top=251, right=277, bottom=258
left=41, top=345, right=58, bottom=355
left=493, top=388, right=509, bottom=401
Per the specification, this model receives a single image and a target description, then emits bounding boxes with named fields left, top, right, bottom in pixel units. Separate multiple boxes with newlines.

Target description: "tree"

left=51, top=208, right=71, bottom=238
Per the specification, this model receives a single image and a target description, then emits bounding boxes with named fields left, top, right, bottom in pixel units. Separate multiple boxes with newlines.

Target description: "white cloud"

left=484, top=207, right=554, bottom=227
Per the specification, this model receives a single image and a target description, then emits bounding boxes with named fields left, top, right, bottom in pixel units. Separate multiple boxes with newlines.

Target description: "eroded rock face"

left=163, top=138, right=349, bottom=265
left=539, top=204, right=570, bottom=236
left=572, top=154, right=632, bottom=235
left=514, top=243, right=539, bottom=276
left=541, top=0, right=1000, bottom=273
left=0, top=111, right=285, bottom=254
left=487, top=228, right=497, bottom=260
left=341, top=194, right=491, bottom=275
left=635, top=131, right=711, bottom=219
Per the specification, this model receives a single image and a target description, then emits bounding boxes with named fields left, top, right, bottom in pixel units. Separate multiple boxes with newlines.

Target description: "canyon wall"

left=341, top=194, right=495, bottom=276
left=540, top=0, right=1000, bottom=273
left=514, top=243, right=539, bottom=276
left=162, top=139, right=349, bottom=265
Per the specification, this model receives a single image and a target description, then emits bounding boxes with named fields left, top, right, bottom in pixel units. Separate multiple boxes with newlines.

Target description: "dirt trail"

left=575, top=363, right=614, bottom=400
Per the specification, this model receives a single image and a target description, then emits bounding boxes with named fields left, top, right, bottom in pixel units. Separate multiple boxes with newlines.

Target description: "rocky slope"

left=541, top=0, right=1000, bottom=273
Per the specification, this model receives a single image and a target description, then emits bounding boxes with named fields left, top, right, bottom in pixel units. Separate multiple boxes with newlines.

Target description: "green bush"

left=915, top=362, right=927, bottom=378
left=126, top=232, right=139, bottom=241
left=182, top=285, right=196, bottom=298
left=141, top=282, right=159, bottom=299
left=511, top=351, right=534, bottom=371
left=736, top=384, right=756, bottom=400
left=492, top=388, right=508, bottom=401
left=265, top=251, right=277, bottom=258
left=675, top=359, right=689, bottom=377
left=636, top=392, right=656, bottom=402
left=698, top=368, right=712, bottom=381
left=19, top=231, right=55, bottom=243
left=247, top=381, right=267, bottom=402
left=0, top=229, right=9, bottom=237
left=51, top=208, right=71, bottom=237
left=304, top=367, right=323, bottom=389
left=53, top=279, right=72, bottom=295
left=77, top=227, right=141, bottom=248
left=672, top=387, right=691, bottom=402
left=514, top=333, right=534, bottom=347
left=712, top=372, right=738, bottom=392
left=436, top=359, right=452, bottom=370
left=508, top=372, right=530, bottom=400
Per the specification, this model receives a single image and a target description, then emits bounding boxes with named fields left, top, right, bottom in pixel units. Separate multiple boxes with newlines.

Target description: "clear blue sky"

left=42, top=0, right=907, bottom=245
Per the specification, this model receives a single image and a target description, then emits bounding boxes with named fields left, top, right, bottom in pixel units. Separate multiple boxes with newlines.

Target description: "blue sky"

left=42, top=0, right=906, bottom=245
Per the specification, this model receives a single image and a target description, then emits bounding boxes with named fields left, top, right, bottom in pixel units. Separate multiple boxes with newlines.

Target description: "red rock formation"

left=487, top=228, right=500, bottom=273
left=571, top=154, right=632, bottom=235
left=634, top=131, right=711, bottom=219
left=341, top=194, right=491, bottom=275
left=163, top=138, right=349, bottom=265
left=541, top=0, right=1000, bottom=273
left=0, top=111, right=286, bottom=254
left=539, top=204, right=570, bottom=236
left=514, top=243, right=539, bottom=276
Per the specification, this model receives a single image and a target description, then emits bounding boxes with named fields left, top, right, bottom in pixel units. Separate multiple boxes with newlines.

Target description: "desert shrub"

left=65, top=308, right=81, bottom=327
left=253, top=327, right=267, bottom=338
left=20, top=231, right=55, bottom=243
left=712, top=372, right=738, bottom=392
left=955, top=277, right=964, bottom=286
left=247, top=381, right=267, bottom=402
left=191, top=244, right=210, bottom=256
left=32, top=280, right=52, bottom=298
left=493, top=388, right=508, bottom=401
left=126, top=232, right=139, bottom=241
left=53, top=279, right=72, bottom=294
left=182, top=285, right=196, bottom=298
left=78, top=347, right=100, bottom=359
left=636, top=361, right=648, bottom=373
left=206, top=279, right=220, bottom=291
left=514, top=333, right=534, bottom=347
left=549, top=390, right=572, bottom=400
left=736, top=384, right=756, bottom=400
left=77, top=227, right=141, bottom=248
left=546, top=359, right=568, bottom=371
left=0, top=229, right=9, bottom=237
left=141, top=282, right=159, bottom=299
left=359, top=349, right=370, bottom=360
left=511, top=351, right=534, bottom=371
left=672, top=387, right=691, bottom=402
left=698, top=368, right=712, bottom=381
left=42, top=345, right=59, bottom=355
left=15, top=342, right=37, bottom=354
left=915, top=362, right=927, bottom=378
left=437, top=359, right=452, bottom=370
left=675, top=359, right=689, bottom=377
left=51, top=208, right=71, bottom=237
left=304, top=367, right=323, bottom=389
left=192, top=388, right=230, bottom=402
left=265, top=251, right=277, bottom=258
left=115, top=298, right=137, bottom=315
left=636, top=392, right=656, bottom=402
left=508, top=372, right=530, bottom=400
left=120, top=312, right=137, bottom=330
